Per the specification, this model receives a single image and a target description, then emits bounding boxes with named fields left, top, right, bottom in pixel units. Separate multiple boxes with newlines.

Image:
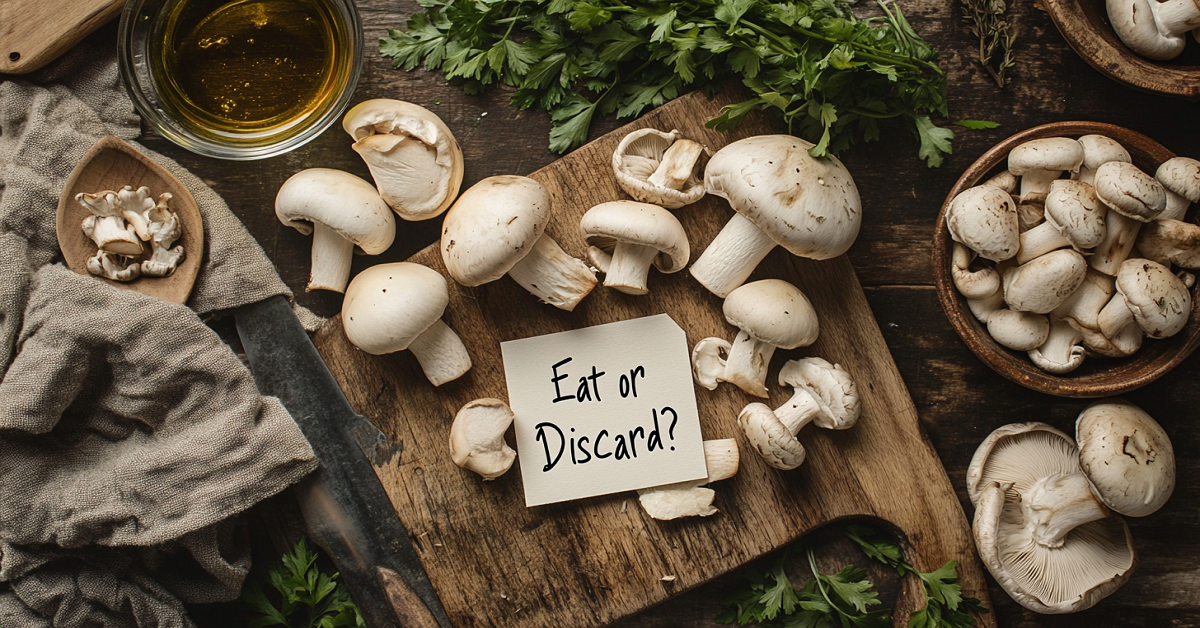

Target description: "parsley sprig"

left=241, top=538, right=365, bottom=628
left=381, top=0, right=955, bottom=166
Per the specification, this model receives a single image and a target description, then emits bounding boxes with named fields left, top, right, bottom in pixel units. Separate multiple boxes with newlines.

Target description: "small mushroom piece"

left=987, top=309, right=1050, bottom=351
left=691, top=279, right=820, bottom=398
left=342, top=99, right=464, bottom=220
left=275, top=169, right=397, bottom=293
left=86, top=251, right=141, bottom=282
left=441, top=175, right=596, bottom=311
left=1155, top=157, right=1200, bottom=221
left=450, top=398, right=517, bottom=480
left=738, top=357, right=859, bottom=470
left=1016, top=180, right=1105, bottom=264
left=1076, top=399, right=1175, bottom=517
left=78, top=190, right=144, bottom=256
left=341, top=262, right=472, bottom=386
left=579, top=200, right=689, bottom=295
left=944, top=184, right=1020, bottom=262
left=690, top=135, right=861, bottom=297
left=1089, top=161, right=1167, bottom=275
left=1007, top=138, right=1085, bottom=200
left=611, top=129, right=707, bottom=209
left=1098, top=258, right=1191, bottom=342
left=1003, top=248, right=1088, bottom=314
left=1107, top=0, right=1200, bottom=60
left=951, top=243, right=1001, bottom=299
left=636, top=439, right=739, bottom=519
left=116, top=185, right=157, bottom=240
left=966, top=422, right=1136, bottom=613
left=1074, top=135, right=1131, bottom=186
left=140, top=194, right=186, bottom=278
left=1137, top=218, right=1200, bottom=268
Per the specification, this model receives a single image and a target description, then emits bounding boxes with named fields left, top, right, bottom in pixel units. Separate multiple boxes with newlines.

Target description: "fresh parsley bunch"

left=381, top=0, right=956, bottom=166
left=241, top=538, right=365, bottom=628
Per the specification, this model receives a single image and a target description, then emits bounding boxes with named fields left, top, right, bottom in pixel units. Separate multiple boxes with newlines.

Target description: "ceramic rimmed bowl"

left=1041, top=0, right=1200, bottom=98
left=932, top=121, right=1200, bottom=397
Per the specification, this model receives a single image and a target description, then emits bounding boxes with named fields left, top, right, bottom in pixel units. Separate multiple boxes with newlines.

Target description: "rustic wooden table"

left=129, top=0, right=1200, bottom=625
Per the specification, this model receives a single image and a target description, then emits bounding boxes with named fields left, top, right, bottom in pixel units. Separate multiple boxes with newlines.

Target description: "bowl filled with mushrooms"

left=932, top=121, right=1200, bottom=397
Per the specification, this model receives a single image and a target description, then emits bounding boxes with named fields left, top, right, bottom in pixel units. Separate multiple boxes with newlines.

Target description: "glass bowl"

left=118, top=0, right=362, bottom=160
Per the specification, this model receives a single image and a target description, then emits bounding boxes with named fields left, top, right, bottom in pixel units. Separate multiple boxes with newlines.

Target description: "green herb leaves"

left=241, top=538, right=364, bottom=628
left=381, top=0, right=954, bottom=166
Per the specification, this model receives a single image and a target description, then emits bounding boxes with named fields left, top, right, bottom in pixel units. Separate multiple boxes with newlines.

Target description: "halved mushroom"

left=450, top=398, right=517, bottom=480
left=78, top=190, right=143, bottom=257
left=636, top=439, right=739, bottom=519
left=612, top=129, right=707, bottom=209
left=342, top=99, right=464, bottom=221
left=580, top=200, right=689, bottom=295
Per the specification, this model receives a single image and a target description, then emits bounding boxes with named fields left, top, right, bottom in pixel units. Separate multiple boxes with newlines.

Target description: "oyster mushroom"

left=579, top=200, right=689, bottom=295
left=612, top=128, right=706, bottom=209
left=77, top=190, right=143, bottom=257
left=140, top=193, right=186, bottom=278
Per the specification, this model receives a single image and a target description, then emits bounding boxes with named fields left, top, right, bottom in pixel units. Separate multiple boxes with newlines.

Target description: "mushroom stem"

left=86, top=215, right=144, bottom=256
left=773, top=389, right=821, bottom=435
left=1028, top=317, right=1086, bottom=374
left=1098, top=293, right=1135, bottom=339
left=1088, top=209, right=1139, bottom=276
left=1154, top=0, right=1200, bottom=34
left=406, top=319, right=473, bottom=386
left=1017, top=221, right=1071, bottom=264
left=1019, top=170, right=1062, bottom=200
left=647, top=139, right=704, bottom=190
left=1026, top=472, right=1111, bottom=548
left=952, top=242, right=1001, bottom=299
left=507, top=232, right=597, bottom=311
left=308, top=221, right=355, bottom=293
left=721, top=330, right=775, bottom=398
left=689, top=212, right=777, bottom=298
left=603, top=241, right=660, bottom=295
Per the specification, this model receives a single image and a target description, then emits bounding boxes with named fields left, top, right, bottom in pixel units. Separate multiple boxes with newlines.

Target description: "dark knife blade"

left=235, top=294, right=452, bottom=628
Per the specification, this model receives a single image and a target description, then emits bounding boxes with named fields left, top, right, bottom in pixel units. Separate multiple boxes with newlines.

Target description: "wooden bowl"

left=1042, top=0, right=1200, bottom=98
left=932, top=121, right=1200, bottom=397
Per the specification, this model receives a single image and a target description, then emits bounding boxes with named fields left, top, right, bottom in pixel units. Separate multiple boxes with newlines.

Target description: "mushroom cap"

left=449, top=398, right=517, bottom=480
left=1003, top=248, right=1088, bottom=314
left=579, top=200, right=689, bottom=273
left=945, top=184, right=1020, bottom=262
left=777, top=357, right=860, bottom=429
left=1114, top=258, right=1191, bottom=338
left=342, top=99, right=464, bottom=221
left=967, top=422, right=1078, bottom=505
left=738, top=402, right=806, bottom=470
left=1007, top=137, right=1085, bottom=176
left=723, top=279, right=819, bottom=350
left=1077, top=135, right=1131, bottom=172
left=1077, top=399, right=1176, bottom=517
left=987, top=309, right=1051, bottom=351
left=703, top=135, right=861, bottom=260
left=611, top=129, right=706, bottom=209
left=1156, top=156, right=1200, bottom=203
left=1044, top=179, right=1106, bottom=250
left=275, top=168, right=397, bottom=254
left=341, top=262, right=449, bottom=355
left=1093, top=161, right=1167, bottom=222
left=1136, top=218, right=1200, bottom=268
left=440, top=175, right=552, bottom=287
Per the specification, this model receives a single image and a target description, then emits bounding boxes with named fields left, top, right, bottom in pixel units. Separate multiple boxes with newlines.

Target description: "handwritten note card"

left=501, top=314, right=708, bottom=507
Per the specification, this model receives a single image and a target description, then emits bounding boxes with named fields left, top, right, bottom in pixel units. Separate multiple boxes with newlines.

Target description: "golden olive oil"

left=151, top=0, right=345, bottom=140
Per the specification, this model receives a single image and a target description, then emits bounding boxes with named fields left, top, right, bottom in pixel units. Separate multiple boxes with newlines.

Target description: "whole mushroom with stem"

left=579, top=200, right=689, bottom=295
left=1107, top=0, right=1200, bottom=60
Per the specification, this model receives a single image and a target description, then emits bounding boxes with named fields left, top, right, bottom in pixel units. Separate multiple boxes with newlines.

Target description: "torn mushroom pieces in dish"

left=967, top=399, right=1175, bottom=613
left=77, top=185, right=186, bottom=282
left=945, top=136, right=1198, bottom=373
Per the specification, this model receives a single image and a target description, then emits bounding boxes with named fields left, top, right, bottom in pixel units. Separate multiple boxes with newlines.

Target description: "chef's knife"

left=235, top=294, right=452, bottom=628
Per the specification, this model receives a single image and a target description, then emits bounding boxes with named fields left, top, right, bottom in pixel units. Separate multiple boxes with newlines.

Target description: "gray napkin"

left=0, top=27, right=320, bottom=627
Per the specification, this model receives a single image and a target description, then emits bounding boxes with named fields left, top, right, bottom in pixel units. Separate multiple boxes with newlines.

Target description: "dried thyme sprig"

left=960, top=0, right=1017, bottom=88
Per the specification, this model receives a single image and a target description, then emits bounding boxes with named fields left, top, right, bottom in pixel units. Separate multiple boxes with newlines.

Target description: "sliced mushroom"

left=450, top=398, right=517, bottom=480
left=612, top=129, right=707, bottom=209
left=579, top=200, right=689, bottom=295
left=78, top=190, right=143, bottom=257
left=140, top=193, right=186, bottom=278
left=636, top=439, right=739, bottom=519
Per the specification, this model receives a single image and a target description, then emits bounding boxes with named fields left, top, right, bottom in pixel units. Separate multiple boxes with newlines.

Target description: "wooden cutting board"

left=0, top=0, right=122, bottom=75
left=312, top=89, right=994, bottom=628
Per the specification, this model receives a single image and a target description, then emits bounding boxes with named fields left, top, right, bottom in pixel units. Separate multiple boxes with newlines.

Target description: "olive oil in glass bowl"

left=119, top=0, right=361, bottom=160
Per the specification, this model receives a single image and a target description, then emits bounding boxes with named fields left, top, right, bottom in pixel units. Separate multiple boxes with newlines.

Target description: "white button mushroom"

left=738, top=357, right=859, bottom=470
left=341, top=262, right=472, bottom=386
left=950, top=242, right=1001, bottom=300
left=1155, top=156, right=1200, bottom=221
left=440, top=175, right=597, bottom=311
left=1107, top=0, right=1200, bottom=60
left=636, top=439, right=739, bottom=520
left=986, top=309, right=1050, bottom=351
left=1007, top=137, right=1085, bottom=201
left=944, top=184, right=1020, bottom=262
left=275, top=168, right=397, bottom=293
left=1089, top=161, right=1167, bottom=276
left=1076, top=399, right=1176, bottom=518
left=1098, top=258, right=1191, bottom=343
left=579, top=200, right=689, bottom=295
left=342, top=99, right=464, bottom=221
left=611, top=129, right=707, bottom=209
left=1003, top=248, right=1088, bottom=314
left=450, top=398, right=517, bottom=480
left=1137, top=218, right=1200, bottom=269
left=691, top=279, right=819, bottom=398
left=1074, top=135, right=1130, bottom=186
left=689, top=135, right=861, bottom=298
left=1016, top=180, right=1106, bottom=264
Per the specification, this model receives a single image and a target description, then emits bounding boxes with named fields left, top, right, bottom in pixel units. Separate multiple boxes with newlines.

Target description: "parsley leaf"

left=241, top=538, right=364, bottom=628
left=954, top=119, right=1001, bottom=129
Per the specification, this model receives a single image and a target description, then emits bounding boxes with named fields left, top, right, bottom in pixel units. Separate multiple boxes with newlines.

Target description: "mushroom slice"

left=944, top=184, right=1020, bottom=262
left=140, top=193, right=186, bottom=278
left=637, top=439, right=739, bottom=520
left=1155, top=157, right=1200, bottom=221
left=691, top=279, right=819, bottom=397
left=341, top=262, right=472, bottom=386
left=441, top=175, right=597, bottom=311
left=275, top=169, right=397, bottom=293
left=967, top=422, right=1135, bottom=613
left=86, top=251, right=141, bottom=282
left=737, top=357, right=858, bottom=470
left=612, top=128, right=707, bottom=209
left=1076, top=399, right=1176, bottom=517
left=450, top=398, right=517, bottom=480
left=342, top=99, right=464, bottom=221
left=579, top=200, right=689, bottom=295
left=690, top=135, right=861, bottom=297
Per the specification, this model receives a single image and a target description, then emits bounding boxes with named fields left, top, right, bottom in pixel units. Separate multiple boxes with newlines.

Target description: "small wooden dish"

left=932, top=121, right=1200, bottom=397
left=56, top=135, right=203, bottom=304
left=1041, top=0, right=1200, bottom=98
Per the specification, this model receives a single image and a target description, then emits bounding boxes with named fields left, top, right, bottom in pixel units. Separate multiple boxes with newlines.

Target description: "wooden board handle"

left=0, top=0, right=123, bottom=75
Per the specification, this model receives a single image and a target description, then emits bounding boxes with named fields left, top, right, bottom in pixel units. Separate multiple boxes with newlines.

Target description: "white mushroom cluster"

left=1107, top=0, right=1200, bottom=60
left=967, top=399, right=1175, bottom=613
left=77, top=185, right=185, bottom=282
left=946, top=135, right=1199, bottom=373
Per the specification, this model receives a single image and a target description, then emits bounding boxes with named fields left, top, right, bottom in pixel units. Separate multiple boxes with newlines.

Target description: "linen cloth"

left=0, top=28, right=320, bottom=627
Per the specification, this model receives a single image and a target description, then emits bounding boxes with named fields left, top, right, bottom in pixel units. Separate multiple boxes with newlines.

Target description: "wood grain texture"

left=0, top=0, right=122, bottom=74
left=310, top=89, right=991, bottom=628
